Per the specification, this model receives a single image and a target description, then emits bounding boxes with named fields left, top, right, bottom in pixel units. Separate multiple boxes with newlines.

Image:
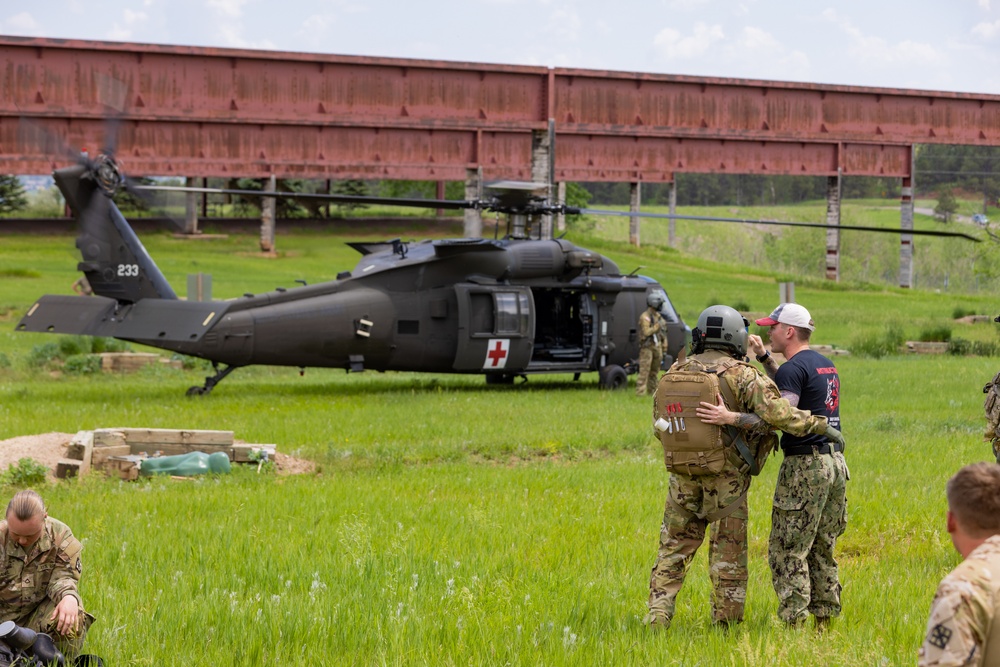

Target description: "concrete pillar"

left=260, top=174, right=277, bottom=254
left=464, top=167, right=483, bottom=238
left=183, top=176, right=199, bottom=235
left=531, top=127, right=553, bottom=240
left=435, top=180, right=446, bottom=218
left=825, top=172, right=842, bottom=281
left=555, top=181, right=567, bottom=233
left=668, top=181, right=677, bottom=247
left=629, top=182, right=641, bottom=247
left=900, top=178, right=914, bottom=289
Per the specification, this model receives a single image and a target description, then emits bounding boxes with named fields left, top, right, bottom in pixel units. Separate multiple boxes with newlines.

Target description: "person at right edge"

left=749, top=302, right=849, bottom=629
left=918, top=462, right=1000, bottom=667
left=645, top=304, right=844, bottom=630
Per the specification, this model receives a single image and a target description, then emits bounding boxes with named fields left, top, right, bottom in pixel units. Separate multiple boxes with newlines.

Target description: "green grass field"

left=1, top=206, right=999, bottom=665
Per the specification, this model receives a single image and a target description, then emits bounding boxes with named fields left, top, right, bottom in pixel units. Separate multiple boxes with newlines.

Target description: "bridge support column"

left=668, top=180, right=677, bottom=247
left=260, top=174, right=277, bottom=254
left=825, top=171, right=842, bottom=281
left=900, top=182, right=914, bottom=289
left=629, top=182, right=642, bottom=247
left=555, top=181, right=566, bottom=233
left=531, top=124, right=553, bottom=239
left=183, top=177, right=199, bottom=235
left=464, top=168, right=482, bottom=237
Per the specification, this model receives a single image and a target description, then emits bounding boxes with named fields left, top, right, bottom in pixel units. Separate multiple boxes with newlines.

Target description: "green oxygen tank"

left=139, top=451, right=232, bottom=477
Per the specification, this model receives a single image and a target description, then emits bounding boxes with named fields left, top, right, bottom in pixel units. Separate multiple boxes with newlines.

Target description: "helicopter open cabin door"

left=453, top=284, right=534, bottom=373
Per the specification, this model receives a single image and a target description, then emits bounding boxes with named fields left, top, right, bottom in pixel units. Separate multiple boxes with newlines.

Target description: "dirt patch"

left=0, top=433, right=76, bottom=480
left=0, top=433, right=316, bottom=479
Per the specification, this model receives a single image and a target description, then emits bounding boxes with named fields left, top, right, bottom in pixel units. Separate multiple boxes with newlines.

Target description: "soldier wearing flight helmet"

left=636, top=291, right=667, bottom=396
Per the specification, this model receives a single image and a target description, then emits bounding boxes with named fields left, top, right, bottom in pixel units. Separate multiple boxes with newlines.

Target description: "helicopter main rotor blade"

left=133, top=185, right=476, bottom=211
left=573, top=208, right=981, bottom=242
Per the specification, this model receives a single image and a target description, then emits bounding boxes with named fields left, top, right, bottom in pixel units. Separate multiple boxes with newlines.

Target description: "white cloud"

left=665, top=0, right=711, bottom=10
left=208, top=0, right=251, bottom=19
left=821, top=9, right=941, bottom=66
left=973, top=20, right=1000, bottom=38
left=978, top=0, right=991, bottom=9
left=548, top=5, right=583, bottom=42
left=653, top=22, right=725, bottom=60
left=3, top=11, right=40, bottom=33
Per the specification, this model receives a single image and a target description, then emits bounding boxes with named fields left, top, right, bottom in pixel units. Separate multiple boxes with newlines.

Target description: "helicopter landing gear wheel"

left=185, top=363, right=241, bottom=396
left=598, top=364, right=628, bottom=390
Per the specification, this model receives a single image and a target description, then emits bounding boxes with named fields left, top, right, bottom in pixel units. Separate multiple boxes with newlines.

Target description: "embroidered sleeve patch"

left=75, top=558, right=82, bottom=574
left=929, top=623, right=953, bottom=649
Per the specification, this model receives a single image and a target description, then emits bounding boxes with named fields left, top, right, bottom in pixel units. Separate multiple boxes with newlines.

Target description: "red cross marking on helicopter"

left=486, top=339, right=509, bottom=368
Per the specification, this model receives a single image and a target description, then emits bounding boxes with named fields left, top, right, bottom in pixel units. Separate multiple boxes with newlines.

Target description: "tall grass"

left=1, top=216, right=998, bottom=664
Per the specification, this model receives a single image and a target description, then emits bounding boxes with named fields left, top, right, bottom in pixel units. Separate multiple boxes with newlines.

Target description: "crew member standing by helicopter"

left=636, top=293, right=667, bottom=396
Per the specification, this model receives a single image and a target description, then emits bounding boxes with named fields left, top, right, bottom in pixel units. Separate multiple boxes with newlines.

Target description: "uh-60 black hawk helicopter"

left=16, top=150, right=979, bottom=396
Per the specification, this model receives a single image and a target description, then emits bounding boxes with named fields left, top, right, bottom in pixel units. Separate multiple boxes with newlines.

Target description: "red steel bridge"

left=1, top=36, right=999, bottom=283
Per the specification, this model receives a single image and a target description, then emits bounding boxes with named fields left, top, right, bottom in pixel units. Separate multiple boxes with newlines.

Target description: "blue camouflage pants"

left=768, top=450, right=848, bottom=623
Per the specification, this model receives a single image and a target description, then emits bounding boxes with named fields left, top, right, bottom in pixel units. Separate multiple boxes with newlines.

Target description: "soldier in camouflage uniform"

left=645, top=305, right=844, bottom=630
left=636, top=293, right=667, bottom=396
left=919, top=462, right=1000, bottom=666
left=0, top=490, right=94, bottom=658
left=982, top=370, right=1000, bottom=463
left=751, top=303, right=847, bottom=628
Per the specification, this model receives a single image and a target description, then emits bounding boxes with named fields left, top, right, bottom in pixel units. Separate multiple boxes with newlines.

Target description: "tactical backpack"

left=984, top=370, right=1000, bottom=462
left=654, top=357, right=769, bottom=476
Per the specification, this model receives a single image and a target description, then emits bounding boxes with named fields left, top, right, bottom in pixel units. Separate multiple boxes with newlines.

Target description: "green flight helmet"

left=647, top=290, right=665, bottom=310
left=694, top=304, right=749, bottom=357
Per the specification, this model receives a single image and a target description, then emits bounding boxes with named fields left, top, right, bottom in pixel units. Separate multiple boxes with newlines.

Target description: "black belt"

left=782, top=442, right=844, bottom=456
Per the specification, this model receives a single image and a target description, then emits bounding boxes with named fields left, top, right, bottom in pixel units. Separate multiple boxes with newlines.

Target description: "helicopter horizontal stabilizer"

left=17, top=295, right=120, bottom=337
left=17, top=295, right=228, bottom=343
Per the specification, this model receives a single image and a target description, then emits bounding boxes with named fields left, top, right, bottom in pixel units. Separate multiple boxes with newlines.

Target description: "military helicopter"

left=15, top=155, right=693, bottom=394
left=15, top=150, right=979, bottom=396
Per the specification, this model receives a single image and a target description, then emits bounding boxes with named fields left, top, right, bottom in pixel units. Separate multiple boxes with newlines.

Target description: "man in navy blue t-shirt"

left=750, top=302, right=849, bottom=628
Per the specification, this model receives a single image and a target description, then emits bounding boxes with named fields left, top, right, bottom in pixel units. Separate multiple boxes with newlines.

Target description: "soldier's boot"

left=783, top=616, right=807, bottom=629
left=643, top=611, right=671, bottom=630
left=814, top=616, right=834, bottom=632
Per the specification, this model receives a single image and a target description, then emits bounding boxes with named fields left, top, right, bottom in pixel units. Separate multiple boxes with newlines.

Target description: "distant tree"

left=564, top=182, right=591, bottom=209
left=935, top=188, right=959, bottom=222
left=331, top=179, right=370, bottom=213
left=0, top=175, right=27, bottom=215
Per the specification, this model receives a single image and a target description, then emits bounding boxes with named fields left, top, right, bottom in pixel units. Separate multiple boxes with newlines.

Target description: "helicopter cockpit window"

left=495, top=292, right=529, bottom=334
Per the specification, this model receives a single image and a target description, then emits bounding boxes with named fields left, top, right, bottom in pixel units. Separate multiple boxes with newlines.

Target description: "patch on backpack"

left=929, top=623, right=952, bottom=650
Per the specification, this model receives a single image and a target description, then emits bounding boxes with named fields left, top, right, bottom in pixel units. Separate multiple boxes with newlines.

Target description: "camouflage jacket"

left=919, top=535, right=1000, bottom=667
left=639, top=308, right=666, bottom=348
left=0, top=517, right=83, bottom=622
left=691, top=350, right=832, bottom=438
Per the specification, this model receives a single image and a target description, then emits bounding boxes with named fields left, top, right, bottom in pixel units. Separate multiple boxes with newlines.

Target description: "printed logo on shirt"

left=825, top=376, right=840, bottom=412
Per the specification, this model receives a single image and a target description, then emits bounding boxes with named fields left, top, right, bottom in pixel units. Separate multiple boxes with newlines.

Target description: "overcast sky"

left=2, top=0, right=999, bottom=94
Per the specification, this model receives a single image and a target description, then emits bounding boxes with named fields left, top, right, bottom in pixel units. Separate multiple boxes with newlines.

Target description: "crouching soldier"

left=0, top=490, right=95, bottom=658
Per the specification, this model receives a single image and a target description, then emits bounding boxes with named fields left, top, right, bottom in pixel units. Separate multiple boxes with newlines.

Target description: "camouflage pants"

left=648, top=468, right=750, bottom=624
left=10, top=597, right=94, bottom=659
left=768, top=451, right=848, bottom=624
left=636, top=346, right=663, bottom=396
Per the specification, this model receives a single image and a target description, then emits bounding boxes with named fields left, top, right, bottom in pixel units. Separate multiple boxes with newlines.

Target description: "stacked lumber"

left=98, top=353, right=183, bottom=373
left=56, top=428, right=276, bottom=480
